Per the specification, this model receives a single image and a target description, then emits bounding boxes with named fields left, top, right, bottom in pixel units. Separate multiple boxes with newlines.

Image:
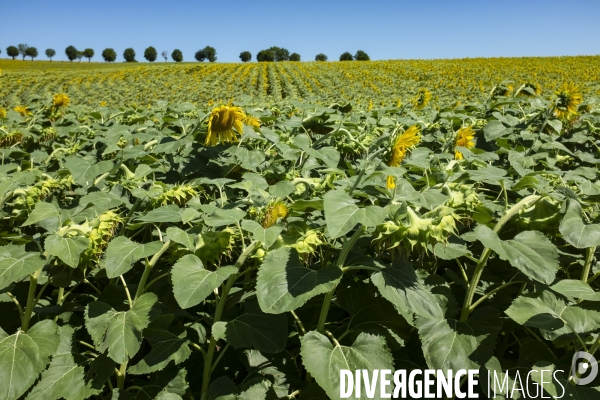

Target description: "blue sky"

left=2, top=0, right=599, bottom=62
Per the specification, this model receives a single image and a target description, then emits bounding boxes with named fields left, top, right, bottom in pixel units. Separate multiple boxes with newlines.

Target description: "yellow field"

left=1, top=56, right=599, bottom=108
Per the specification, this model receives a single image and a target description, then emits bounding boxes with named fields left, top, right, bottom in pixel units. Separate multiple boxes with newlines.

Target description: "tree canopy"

left=289, top=52, right=301, bottom=61
left=7, top=46, right=19, bottom=60
left=123, top=48, right=136, bottom=62
left=239, top=51, right=252, bottom=62
left=355, top=50, right=370, bottom=61
left=171, top=49, right=183, bottom=62
left=315, top=53, right=328, bottom=61
left=83, top=48, right=94, bottom=62
left=18, top=44, right=30, bottom=60
left=102, top=48, right=117, bottom=62
left=339, top=51, right=353, bottom=61
left=144, top=46, right=157, bottom=62
left=25, top=47, right=38, bottom=61
left=65, top=45, right=78, bottom=62
left=45, top=49, right=56, bottom=61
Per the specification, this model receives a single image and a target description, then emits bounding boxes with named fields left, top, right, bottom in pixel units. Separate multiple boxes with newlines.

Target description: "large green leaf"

left=300, top=331, right=394, bottom=400
left=0, top=320, right=59, bottom=400
left=475, top=225, right=559, bottom=284
left=0, top=245, right=45, bottom=291
left=212, top=302, right=287, bottom=353
left=559, top=201, right=600, bottom=248
left=104, top=237, right=163, bottom=278
left=370, top=258, right=444, bottom=324
left=418, top=308, right=501, bottom=372
left=137, top=205, right=182, bottom=223
left=241, top=220, right=283, bottom=249
left=323, top=190, right=385, bottom=239
left=85, top=293, right=158, bottom=364
left=171, top=254, right=237, bottom=309
left=22, top=202, right=59, bottom=227
left=166, top=227, right=195, bottom=251
left=256, top=247, right=342, bottom=314
left=64, top=157, right=113, bottom=187
left=44, top=235, right=90, bottom=269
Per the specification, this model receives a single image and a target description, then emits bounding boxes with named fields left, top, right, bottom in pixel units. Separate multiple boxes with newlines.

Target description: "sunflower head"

left=206, top=105, right=246, bottom=146
left=53, top=93, right=70, bottom=108
left=454, top=126, right=476, bottom=160
left=262, top=202, right=289, bottom=228
left=14, top=105, right=31, bottom=117
left=0, top=108, right=6, bottom=119
left=389, top=124, right=421, bottom=167
left=243, top=115, right=261, bottom=130
left=554, top=82, right=582, bottom=119
left=412, top=89, right=431, bottom=110
left=492, top=84, right=513, bottom=97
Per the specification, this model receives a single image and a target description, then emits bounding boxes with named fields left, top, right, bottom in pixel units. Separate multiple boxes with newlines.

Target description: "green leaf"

left=0, top=320, right=59, bottom=400
left=202, top=207, right=246, bottom=227
left=484, top=120, right=512, bottom=140
left=433, top=243, right=472, bottom=260
left=301, top=331, right=394, bottom=400
left=551, top=279, right=600, bottom=301
left=171, top=254, right=237, bottom=309
left=256, top=247, right=342, bottom=314
left=166, top=227, right=195, bottom=251
left=213, top=302, right=287, bottom=353
left=559, top=201, right=600, bottom=248
left=323, top=190, right=385, bottom=239
left=85, top=293, right=158, bottom=364
left=370, top=258, right=444, bottom=324
left=22, top=202, right=59, bottom=227
left=45, top=235, right=90, bottom=269
left=418, top=308, right=501, bottom=372
left=505, top=291, right=600, bottom=336
left=475, top=225, right=559, bottom=284
left=137, top=205, right=182, bottom=223
left=105, top=237, right=162, bottom=278
left=0, top=245, right=45, bottom=291
left=241, top=220, right=283, bottom=248
left=128, top=328, right=191, bottom=374
left=64, top=157, right=113, bottom=187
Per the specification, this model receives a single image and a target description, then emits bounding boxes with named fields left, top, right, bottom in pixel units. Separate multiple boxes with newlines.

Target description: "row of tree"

left=3, top=44, right=370, bottom=62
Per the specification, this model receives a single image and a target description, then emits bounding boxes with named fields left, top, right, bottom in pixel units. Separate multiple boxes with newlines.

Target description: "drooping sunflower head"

left=262, top=202, right=289, bottom=228
left=243, top=115, right=261, bottom=130
left=206, top=105, right=246, bottom=146
left=412, top=89, right=431, bottom=110
left=53, top=93, right=70, bottom=108
left=389, top=124, right=421, bottom=167
left=454, top=126, right=476, bottom=160
left=492, top=84, right=513, bottom=98
left=14, top=105, right=31, bottom=117
left=519, top=82, right=541, bottom=97
left=386, top=124, right=421, bottom=189
left=554, top=82, right=582, bottom=119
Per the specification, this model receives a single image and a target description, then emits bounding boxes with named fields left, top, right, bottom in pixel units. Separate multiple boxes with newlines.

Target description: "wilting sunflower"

left=205, top=105, right=246, bottom=146
left=53, top=93, right=70, bottom=108
left=386, top=124, right=421, bottom=189
left=243, top=115, right=261, bottom=129
left=262, top=202, right=289, bottom=228
left=412, top=89, right=431, bottom=110
left=14, top=105, right=31, bottom=116
left=454, top=126, right=476, bottom=160
left=492, top=84, right=513, bottom=97
left=554, top=82, right=582, bottom=119
left=0, top=108, right=6, bottom=118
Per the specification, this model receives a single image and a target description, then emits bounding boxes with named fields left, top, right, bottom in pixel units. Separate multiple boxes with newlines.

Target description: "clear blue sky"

left=2, top=0, right=599, bottom=62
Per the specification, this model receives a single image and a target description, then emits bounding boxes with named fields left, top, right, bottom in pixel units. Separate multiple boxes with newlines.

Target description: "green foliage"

left=202, top=46, right=217, bottom=62
left=355, top=50, right=370, bottom=61
left=289, top=52, right=301, bottom=61
left=256, top=50, right=274, bottom=62
left=25, top=47, right=38, bottom=61
left=144, top=46, right=157, bottom=62
left=101, top=48, right=116, bottom=62
left=194, top=49, right=206, bottom=62
left=45, top=48, right=55, bottom=61
left=257, top=46, right=289, bottom=62
left=171, top=49, right=183, bottom=62
left=82, top=48, right=94, bottom=62
left=239, top=51, right=251, bottom=62
left=339, top=51, right=353, bottom=61
left=18, top=43, right=30, bottom=60
left=123, top=48, right=136, bottom=62
left=65, top=45, right=77, bottom=62
left=1, top=74, right=600, bottom=399
left=315, top=53, right=327, bottom=61
left=6, top=46, right=18, bottom=59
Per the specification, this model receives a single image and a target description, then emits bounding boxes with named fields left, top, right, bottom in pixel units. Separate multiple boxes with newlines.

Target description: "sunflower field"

left=1, top=57, right=600, bottom=400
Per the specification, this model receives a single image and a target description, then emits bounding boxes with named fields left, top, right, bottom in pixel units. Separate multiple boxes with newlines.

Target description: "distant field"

left=1, top=56, right=599, bottom=108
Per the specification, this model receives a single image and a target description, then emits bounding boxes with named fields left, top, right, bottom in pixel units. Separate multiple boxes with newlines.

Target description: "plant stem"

left=459, top=195, right=541, bottom=322
left=6, top=292, right=24, bottom=317
left=134, top=240, right=171, bottom=300
left=22, top=268, right=43, bottom=332
left=581, top=246, right=596, bottom=282
left=469, top=281, right=526, bottom=312
left=116, top=362, right=127, bottom=390
left=200, top=242, right=259, bottom=400
left=120, top=275, right=133, bottom=308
